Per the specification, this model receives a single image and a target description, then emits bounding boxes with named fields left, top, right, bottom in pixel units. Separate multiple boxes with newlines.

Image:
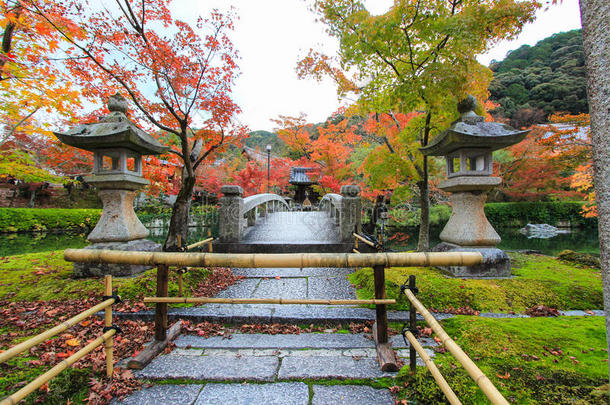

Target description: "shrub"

left=0, top=208, right=101, bottom=233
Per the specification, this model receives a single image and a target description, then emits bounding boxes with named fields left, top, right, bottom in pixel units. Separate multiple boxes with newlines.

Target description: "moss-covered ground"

left=394, top=316, right=609, bottom=404
left=0, top=250, right=210, bottom=302
left=350, top=252, right=603, bottom=313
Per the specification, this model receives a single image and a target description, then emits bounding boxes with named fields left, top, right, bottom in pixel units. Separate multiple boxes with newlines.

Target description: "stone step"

left=113, top=383, right=393, bottom=405
left=173, top=332, right=438, bottom=350
left=113, top=304, right=451, bottom=324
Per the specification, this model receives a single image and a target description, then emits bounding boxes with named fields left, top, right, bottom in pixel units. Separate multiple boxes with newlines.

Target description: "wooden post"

left=208, top=228, right=213, bottom=252
left=409, top=274, right=417, bottom=374
left=155, top=264, right=169, bottom=341
left=176, top=236, right=184, bottom=296
left=374, top=264, right=388, bottom=343
left=104, top=275, right=114, bottom=378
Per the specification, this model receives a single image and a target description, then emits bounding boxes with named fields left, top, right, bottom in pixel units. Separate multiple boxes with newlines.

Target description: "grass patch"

left=349, top=252, right=603, bottom=313
left=395, top=316, right=609, bottom=404
left=0, top=250, right=210, bottom=302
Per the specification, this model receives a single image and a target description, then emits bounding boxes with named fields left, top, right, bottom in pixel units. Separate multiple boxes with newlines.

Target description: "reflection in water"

left=0, top=225, right=217, bottom=257
left=0, top=225, right=599, bottom=257
left=383, top=226, right=600, bottom=256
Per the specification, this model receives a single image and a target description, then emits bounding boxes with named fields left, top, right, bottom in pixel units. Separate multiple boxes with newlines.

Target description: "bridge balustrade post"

left=339, top=185, right=362, bottom=242
left=219, top=185, right=244, bottom=243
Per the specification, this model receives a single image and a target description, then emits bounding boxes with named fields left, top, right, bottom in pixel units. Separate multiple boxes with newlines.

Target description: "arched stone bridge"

left=214, top=184, right=362, bottom=253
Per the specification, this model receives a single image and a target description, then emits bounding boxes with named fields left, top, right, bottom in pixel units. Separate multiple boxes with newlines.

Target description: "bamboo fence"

left=403, top=288, right=509, bottom=405
left=0, top=276, right=117, bottom=405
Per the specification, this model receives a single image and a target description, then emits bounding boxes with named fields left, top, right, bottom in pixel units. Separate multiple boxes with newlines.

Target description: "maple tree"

left=0, top=0, right=88, bottom=183
left=22, top=0, right=245, bottom=249
left=272, top=112, right=366, bottom=196
left=302, top=0, right=539, bottom=250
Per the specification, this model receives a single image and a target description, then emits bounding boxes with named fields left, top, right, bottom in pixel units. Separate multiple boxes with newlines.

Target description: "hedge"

left=388, top=201, right=597, bottom=229
left=0, top=208, right=102, bottom=233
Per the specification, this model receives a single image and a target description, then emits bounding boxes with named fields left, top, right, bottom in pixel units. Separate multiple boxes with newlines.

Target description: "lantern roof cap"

left=54, top=93, right=169, bottom=155
left=420, top=95, right=529, bottom=156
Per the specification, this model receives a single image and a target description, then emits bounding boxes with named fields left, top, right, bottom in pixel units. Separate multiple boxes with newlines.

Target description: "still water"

left=0, top=225, right=599, bottom=257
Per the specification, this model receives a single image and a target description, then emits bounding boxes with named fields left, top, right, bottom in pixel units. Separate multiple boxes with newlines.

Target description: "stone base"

left=73, top=239, right=161, bottom=278
left=433, top=242, right=511, bottom=278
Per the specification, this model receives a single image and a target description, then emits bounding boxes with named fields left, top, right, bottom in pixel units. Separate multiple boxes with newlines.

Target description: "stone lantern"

left=54, top=93, right=169, bottom=277
left=420, top=96, right=529, bottom=277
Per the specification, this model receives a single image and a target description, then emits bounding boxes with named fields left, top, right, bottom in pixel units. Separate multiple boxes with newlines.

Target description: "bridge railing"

left=320, top=185, right=362, bottom=242
left=218, top=185, right=289, bottom=243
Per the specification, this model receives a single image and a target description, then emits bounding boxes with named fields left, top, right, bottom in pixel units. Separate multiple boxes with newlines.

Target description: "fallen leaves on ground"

left=525, top=305, right=560, bottom=317
left=190, top=267, right=241, bottom=299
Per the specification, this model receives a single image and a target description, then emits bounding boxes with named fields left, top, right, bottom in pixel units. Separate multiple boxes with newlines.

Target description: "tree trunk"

left=417, top=175, right=430, bottom=251
left=164, top=172, right=196, bottom=251
left=579, top=0, right=610, bottom=381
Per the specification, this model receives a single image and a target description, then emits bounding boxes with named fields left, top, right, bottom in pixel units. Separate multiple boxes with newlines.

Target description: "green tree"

left=303, top=0, right=538, bottom=249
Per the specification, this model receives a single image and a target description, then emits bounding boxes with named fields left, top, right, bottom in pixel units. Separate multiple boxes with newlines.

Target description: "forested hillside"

left=489, top=29, right=587, bottom=126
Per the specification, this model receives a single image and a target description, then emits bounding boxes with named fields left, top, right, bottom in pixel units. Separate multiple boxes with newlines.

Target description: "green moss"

left=0, top=250, right=210, bottom=302
left=349, top=253, right=603, bottom=312
left=395, top=316, right=608, bottom=404
left=0, top=357, right=90, bottom=404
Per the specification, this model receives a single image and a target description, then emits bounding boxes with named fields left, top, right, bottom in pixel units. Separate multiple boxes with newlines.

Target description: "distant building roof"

left=290, top=167, right=316, bottom=185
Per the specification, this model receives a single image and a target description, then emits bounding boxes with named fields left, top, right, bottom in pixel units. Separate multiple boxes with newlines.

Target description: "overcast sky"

left=171, top=0, right=583, bottom=132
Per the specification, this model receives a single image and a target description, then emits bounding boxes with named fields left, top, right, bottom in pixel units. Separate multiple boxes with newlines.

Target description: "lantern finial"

left=108, top=93, right=128, bottom=114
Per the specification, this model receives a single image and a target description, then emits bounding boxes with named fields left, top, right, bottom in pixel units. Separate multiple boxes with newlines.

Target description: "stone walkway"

left=116, top=212, right=422, bottom=404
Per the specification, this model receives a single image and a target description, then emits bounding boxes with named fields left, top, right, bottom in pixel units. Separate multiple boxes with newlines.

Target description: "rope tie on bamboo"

left=400, top=281, right=419, bottom=346
left=103, top=325, right=122, bottom=335
left=102, top=292, right=122, bottom=304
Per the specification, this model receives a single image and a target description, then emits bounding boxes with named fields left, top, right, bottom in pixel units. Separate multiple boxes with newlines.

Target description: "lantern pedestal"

left=433, top=242, right=511, bottom=278
left=73, top=239, right=161, bottom=278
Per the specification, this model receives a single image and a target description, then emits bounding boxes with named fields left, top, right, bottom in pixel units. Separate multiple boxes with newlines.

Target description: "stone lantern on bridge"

left=54, top=93, right=169, bottom=277
left=420, top=96, right=529, bottom=277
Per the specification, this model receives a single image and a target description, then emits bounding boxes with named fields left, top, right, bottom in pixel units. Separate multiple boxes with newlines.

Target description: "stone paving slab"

left=195, top=383, right=309, bottom=405
left=308, top=276, right=356, bottom=300
left=278, top=356, right=393, bottom=379
left=214, top=278, right=260, bottom=299
left=136, top=354, right=279, bottom=381
left=232, top=267, right=353, bottom=278
left=252, top=278, right=308, bottom=299
left=112, top=384, right=202, bottom=405
left=175, top=333, right=377, bottom=349
left=312, top=385, right=393, bottom=405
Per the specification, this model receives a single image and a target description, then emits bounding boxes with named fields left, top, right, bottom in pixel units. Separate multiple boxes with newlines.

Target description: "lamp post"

left=266, top=144, right=271, bottom=193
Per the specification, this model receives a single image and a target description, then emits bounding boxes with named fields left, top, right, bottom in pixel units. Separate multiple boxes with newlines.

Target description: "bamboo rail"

left=403, top=288, right=509, bottom=405
left=353, top=233, right=376, bottom=248
left=143, top=297, right=396, bottom=305
left=187, top=237, right=214, bottom=251
left=404, top=330, right=462, bottom=405
left=0, top=298, right=115, bottom=364
left=0, top=329, right=116, bottom=405
left=63, top=249, right=483, bottom=268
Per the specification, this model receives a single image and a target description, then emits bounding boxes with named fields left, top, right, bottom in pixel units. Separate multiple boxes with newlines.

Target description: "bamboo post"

left=409, top=275, right=417, bottom=374
left=208, top=228, right=213, bottom=252
left=0, top=329, right=116, bottom=405
left=0, top=299, right=114, bottom=364
left=177, top=236, right=184, bottom=296
left=373, top=264, right=388, bottom=344
left=405, top=331, right=462, bottom=405
left=155, top=264, right=169, bottom=341
left=104, top=275, right=114, bottom=378
left=404, top=289, right=510, bottom=405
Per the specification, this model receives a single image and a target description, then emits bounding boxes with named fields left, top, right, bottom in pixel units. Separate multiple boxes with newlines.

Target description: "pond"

left=384, top=226, right=600, bottom=256
left=0, top=225, right=600, bottom=257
